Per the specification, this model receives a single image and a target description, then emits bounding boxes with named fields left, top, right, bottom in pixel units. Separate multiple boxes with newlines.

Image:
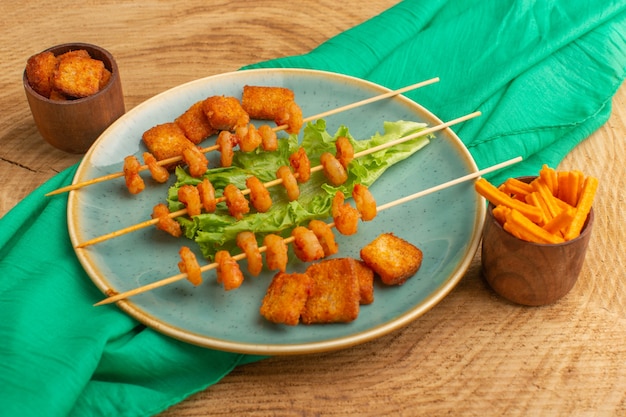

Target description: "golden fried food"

left=223, top=184, right=250, bottom=220
left=335, top=136, right=354, bottom=168
left=260, top=272, right=312, bottom=326
left=178, top=246, right=203, bottom=286
left=291, top=226, right=325, bottom=263
left=239, top=123, right=262, bottom=152
left=181, top=146, right=209, bottom=177
left=215, top=250, right=244, bottom=291
left=177, top=184, right=202, bottom=217
left=354, top=259, right=374, bottom=305
left=275, top=100, right=303, bottom=134
left=197, top=178, right=217, bottom=213
left=25, top=51, right=58, bottom=98
left=301, top=258, right=361, bottom=324
left=246, top=175, right=272, bottom=213
left=352, top=184, right=377, bottom=221
left=151, top=203, right=182, bottom=237
left=123, top=155, right=145, bottom=195
left=320, top=152, right=348, bottom=186
left=142, top=122, right=196, bottom=165
left=263, top=234, right=288, bottom=273
left=241, top=85, right=295, bottom=120
left=236, top=231, right=263, bottom=276
left=216, top=131, right=236, bottom=167
left=360, top=233, right=423, bottom=286
left=276, top=165, right=300, bottom=201
left=258, top=124, right=278, bottom=151
left=201, top=96, right=249, bottom=131
left=331, top=191, right=359, bottom=235
left=289, top=147, right=311, bottom=183
left=142, top=152, right=170, bottom=183
left=308, top=219, right=338, bottom=257
left=175, top=100, right=216, bottom=144
left=53, top=54, right=105, bottom=98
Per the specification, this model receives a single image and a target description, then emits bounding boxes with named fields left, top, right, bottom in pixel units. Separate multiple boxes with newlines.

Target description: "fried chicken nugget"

left=25, top=51, right=58, bottom=98
left=53, top=54, right=105, bottom=98
left=241, top=85, right=295, bottom=120
left=260, top=272, right=312, bottom=326
left=201, top=96, right=249, bottom=131
left=175, top=101, right=216, bottom=144
left=301, top=258, right=361, bottom=324
left=360, top=233, right=423, bottom=286
left=142, top=122, right=195, bottom=166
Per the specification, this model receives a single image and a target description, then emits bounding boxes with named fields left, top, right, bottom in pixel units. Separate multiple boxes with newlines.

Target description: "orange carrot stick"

left=564, top=176, right=598, bottom=240
left=504, top=209, right=565, bottom=244
left=475, top=178, right=543, bottom=224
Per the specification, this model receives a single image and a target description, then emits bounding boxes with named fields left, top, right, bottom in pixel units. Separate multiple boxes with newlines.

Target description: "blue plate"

left=68, top=69, right=484, bottom=354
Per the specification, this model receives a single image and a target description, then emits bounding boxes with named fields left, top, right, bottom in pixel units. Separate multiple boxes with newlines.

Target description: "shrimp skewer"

left=46, top=78, right=440, bottom=196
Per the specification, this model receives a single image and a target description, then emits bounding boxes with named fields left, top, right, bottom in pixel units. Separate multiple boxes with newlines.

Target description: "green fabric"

left=2, top=1, right=625, bottom=416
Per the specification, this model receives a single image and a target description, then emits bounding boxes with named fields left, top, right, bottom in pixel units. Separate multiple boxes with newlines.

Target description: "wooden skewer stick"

left=46, top=77, right=440, bottom=197
left=76, top=110, right=480, bottom=248
left=93, top=155, right=522, bottom=306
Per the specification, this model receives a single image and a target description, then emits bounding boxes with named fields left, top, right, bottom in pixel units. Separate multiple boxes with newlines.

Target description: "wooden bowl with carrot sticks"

left=477, top=167, right=597, bottom=306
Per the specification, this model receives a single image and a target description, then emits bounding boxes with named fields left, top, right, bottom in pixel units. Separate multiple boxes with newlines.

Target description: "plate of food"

left=68, top=68, right=484, bottom=355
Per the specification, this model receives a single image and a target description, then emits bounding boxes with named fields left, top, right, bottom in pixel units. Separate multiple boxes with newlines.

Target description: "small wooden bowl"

left=481, top=176, right=594, bottom=306
left=23, top=43, right=125, bottom=153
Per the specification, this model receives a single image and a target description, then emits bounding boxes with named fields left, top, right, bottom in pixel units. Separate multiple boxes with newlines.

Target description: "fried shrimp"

left=320, top=152, right=348, bottom=186
left=215, top=250, right=244, bottom=291
left=181, top=146, right=209, bottom=177
left=275, top=100, right=303, bottom=134
left=335, top=136, right=354, bottom=168
left=308, top=219, right=339, bottom=257
left=151, top=203, right=182, bottom=237
left=178, top=246, right=202, bottom=286
left=223, top=184, right=250, bottom=220
left=216, top=131, right=236, bottom=167
left=177, top=184, right=202, bottom=216
left=331, top=191, right=359, bottom=235
left=258, top=124, right=278, bottom=151
left=291, top=226, right=325, bottom=262
left=289, top=147, right=311, bottom=183
left=239, top=123, right=262, bottom=152
left=246, top=176, right=272, bottom=213
left=236, top=231, right=263, bottom=276
left=142, top=152, right=170, bottom=183
left=352, top=184, right=377, bottom=221
left=263, top=234, right=288, bottom=272
left=123, top=155, right=145, bottom=194
left=276, top=165, right=300, bottom=201
left=197, top=178, right=217, bottom=213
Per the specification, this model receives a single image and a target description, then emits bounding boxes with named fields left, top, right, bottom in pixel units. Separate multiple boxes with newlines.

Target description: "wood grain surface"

left=2, top=1, right=625, bottom=416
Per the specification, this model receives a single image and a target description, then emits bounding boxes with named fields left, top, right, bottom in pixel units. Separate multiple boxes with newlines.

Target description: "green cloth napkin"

left=2, top=1, right=625, bottom=416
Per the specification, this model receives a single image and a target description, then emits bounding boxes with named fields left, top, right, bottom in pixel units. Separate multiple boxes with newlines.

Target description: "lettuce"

left=168, top=119, right=431, bottom=259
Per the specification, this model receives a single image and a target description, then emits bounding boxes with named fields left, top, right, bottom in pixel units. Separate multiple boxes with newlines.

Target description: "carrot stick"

left=532, top=179, right=561, bottom=219
left=539, top=164, right=558, bottom=196
left=492, top=205, right=510, bottom=225
left=500, top=177, right=533, bottom=200
left=543, top=207, right=575, bottom=236
left=475, top=178, right=543, bottom=224
left=564, top=176, right=598, bottom=240
left=504, top=209, right=565, bottom=244
left=525, top=191, right=550, bottom=226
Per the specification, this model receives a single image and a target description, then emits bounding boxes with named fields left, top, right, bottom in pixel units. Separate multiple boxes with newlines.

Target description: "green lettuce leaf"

left=167, top=119, right=431, bottom=259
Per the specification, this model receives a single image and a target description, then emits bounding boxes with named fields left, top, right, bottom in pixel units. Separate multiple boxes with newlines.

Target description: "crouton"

left=52, top=54, right=104, bottom=98
left=241, top=85, right=295, bottom=120
left=142, top=122, right=195, bottom=165
left=175, top=101, right=216, bottom=144
left=25, top=51, right=58, bottom=98
left=260, top=272, right=312, bottom=326
left=301, top=258, right=361, bottom=324
left=201, top=96, right=249, bottom=131
left=354, top=259, right=375, bottom=305
left=360, top=233, right=423, bottom=286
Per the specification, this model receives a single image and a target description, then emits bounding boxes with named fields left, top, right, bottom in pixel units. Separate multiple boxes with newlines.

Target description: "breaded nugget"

left=175, top=101, right=216, bottom=144
left=57, top=49, right=91, bottom=60
left=25, top=51, right=58, bottom=98
left=241, top=85, right=295, bottom=120
left=201, top=95, right=249, bottom=131
left=53, top=54, right=105, bottom=98
left=99, top=68, right=112, bottom=90
left=354, top=259, right=375, bottom=305
left=301, top=258, right=360, bottom=324
left=360, top=233, right=423, bottom=286
left=260, top=272, right=312, bottom=326
left=142, top=122, right=195, bottom=165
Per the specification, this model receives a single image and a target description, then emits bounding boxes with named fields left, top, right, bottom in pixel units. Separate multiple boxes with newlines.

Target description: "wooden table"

left=2, top=1, right=625, bottom=415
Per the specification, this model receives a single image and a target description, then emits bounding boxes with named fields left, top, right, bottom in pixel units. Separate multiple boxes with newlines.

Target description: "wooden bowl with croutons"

left=23, top=42, right=125, bottom=153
